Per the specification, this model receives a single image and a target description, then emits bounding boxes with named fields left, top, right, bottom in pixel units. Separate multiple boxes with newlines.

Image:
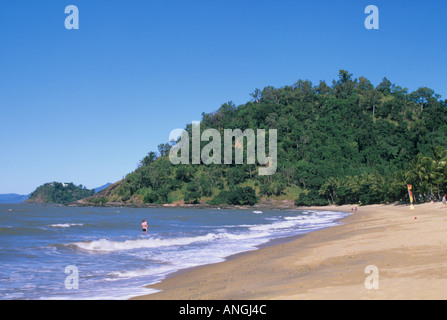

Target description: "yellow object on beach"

left=407, top=185, right=414, bottom=210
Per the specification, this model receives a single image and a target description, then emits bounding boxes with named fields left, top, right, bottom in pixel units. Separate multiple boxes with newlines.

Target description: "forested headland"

left=27, top=182, right=94, bottom=204
left=86, top=70, right=447, bottom=207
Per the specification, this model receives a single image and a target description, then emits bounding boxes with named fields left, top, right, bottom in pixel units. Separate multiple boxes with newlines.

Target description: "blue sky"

left=1, top=0, right=446, bottom=194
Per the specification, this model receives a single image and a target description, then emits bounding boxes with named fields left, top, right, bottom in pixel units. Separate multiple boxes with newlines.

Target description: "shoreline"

left=128, top=205, right=352, bottom=299
left=71, top=198, right=304, bottom=210
left=141, top=220, right=339, bottom=290
left=131, top=203, right=447, bottom=300
left=129, top=205, right=354, bottom=300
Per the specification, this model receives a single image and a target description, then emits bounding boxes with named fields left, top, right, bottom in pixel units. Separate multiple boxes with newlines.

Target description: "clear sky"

left=1, top=0, right=446, bottom=194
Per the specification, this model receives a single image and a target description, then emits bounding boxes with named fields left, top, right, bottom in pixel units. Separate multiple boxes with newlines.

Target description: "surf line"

left=169, top=121, right=277, bottom=175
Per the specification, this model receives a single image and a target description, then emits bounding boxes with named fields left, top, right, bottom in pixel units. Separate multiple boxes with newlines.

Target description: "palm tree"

left=405, top=149, right=447, bottom=201
left=430, top=147, right=447, bottom=199
left=405, top=154, right=429, bottom=200
left=319, top=177, right=340, bottom=204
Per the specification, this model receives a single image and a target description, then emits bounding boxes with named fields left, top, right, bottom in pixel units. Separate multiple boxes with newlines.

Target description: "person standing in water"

left=141, top=220, right=148, bottom=233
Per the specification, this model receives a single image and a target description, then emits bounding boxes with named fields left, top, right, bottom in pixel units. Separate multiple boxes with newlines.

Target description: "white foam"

left=70, top=211, right=348, bottom=254
left=70, top=228, right=276, bottom=253
left=107, top=267, right=174, bottom=280
left=71, top=233, right=220, bottom=252
left=249, top=211, right=345, bottom=232
left=49, top=223, right=84, bottom=228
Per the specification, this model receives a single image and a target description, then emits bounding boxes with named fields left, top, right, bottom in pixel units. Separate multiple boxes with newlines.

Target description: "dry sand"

left=131, top=203, right=447, bottom=300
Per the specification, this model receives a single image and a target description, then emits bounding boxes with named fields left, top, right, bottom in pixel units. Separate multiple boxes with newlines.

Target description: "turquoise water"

left=0, top=204, right=349, bottom=300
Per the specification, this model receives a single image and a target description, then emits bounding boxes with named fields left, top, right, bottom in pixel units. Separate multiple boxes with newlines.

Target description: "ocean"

left=0, top=204, right=349, bottom=300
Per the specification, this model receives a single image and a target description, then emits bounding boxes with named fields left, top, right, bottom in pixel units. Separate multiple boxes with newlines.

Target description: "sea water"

left=0, top=204, right=349, bottom=300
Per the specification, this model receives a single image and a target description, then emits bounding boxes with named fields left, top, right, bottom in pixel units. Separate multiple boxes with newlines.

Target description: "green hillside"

left=27, top=182, right=94, bottom=204
left=86, top=70, right=447, bottom=206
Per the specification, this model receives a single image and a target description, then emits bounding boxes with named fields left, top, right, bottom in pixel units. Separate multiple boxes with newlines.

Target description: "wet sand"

left=131, top=203, right=447, bottom=300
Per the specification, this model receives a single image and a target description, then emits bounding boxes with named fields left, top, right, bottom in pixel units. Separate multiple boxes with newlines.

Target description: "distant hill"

left=94, top=183, right=113, bottom=193
left=0, top=194, right=30, bottom=204
left=0, top=183, right=111, bottom=204
left=26, top=182, right=94, bottom=204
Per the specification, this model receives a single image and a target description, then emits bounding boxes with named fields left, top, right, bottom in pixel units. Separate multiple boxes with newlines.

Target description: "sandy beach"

left=131, top=203, right=447, bottom=300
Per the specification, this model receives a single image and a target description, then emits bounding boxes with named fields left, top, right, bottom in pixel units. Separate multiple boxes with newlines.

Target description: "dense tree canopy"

left=94, top=70, right=447, bottom=206
left=27, top=182, right=94, bottom=204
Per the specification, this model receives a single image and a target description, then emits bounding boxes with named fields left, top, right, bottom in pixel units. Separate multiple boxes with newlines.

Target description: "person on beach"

left=442, top=195, right=446, bottom=207
left=141, top=220, right=148, bottom=233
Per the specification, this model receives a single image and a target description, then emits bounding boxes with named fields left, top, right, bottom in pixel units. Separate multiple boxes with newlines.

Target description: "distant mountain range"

left=94, top=183, right=113, bottom=193
left=0, top=183, right=113, bottom=204
left=0, top=194, right=30, bottom=204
